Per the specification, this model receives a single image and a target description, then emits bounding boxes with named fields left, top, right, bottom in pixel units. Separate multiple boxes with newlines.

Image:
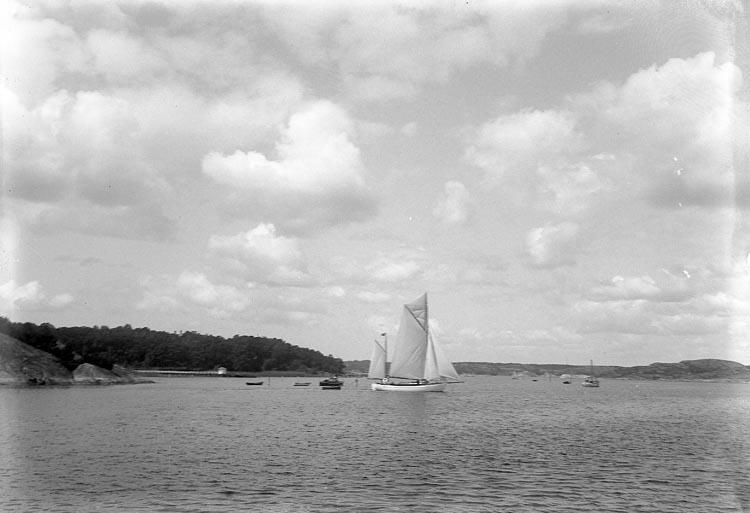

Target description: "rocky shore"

left=0, top=333, right=151, bottom=386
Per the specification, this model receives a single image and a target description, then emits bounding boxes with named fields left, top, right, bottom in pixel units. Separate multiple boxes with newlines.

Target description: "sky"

left=2, top=0, right=750, bottom=367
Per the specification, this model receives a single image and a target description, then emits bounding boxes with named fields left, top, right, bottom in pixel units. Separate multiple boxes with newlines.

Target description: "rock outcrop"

left=72, top=363, right=142, bottom=384
left=0, top=333, right=151, bottom=386
left=0, top=333, right=73, bottom=385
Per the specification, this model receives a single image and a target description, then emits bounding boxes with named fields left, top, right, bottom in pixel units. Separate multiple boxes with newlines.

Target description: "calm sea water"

left=1, top=376, right=748, bottom=512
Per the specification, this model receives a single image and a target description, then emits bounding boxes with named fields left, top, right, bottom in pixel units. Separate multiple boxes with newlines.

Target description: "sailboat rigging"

left=368, top=293, right=461, bottom=392
left=581, top=360, right=600, bottom=387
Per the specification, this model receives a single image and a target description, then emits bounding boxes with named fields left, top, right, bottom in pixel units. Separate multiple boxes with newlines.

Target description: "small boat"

left=369, top=293, right=462, bottom=392
left=294, top=382, right=311, bottom=386
left=321, top=384, right=342, bottom=390
left=245, top=381, right=264, bottom=386
left=582, top=360, right=600, bottom=387
left=319, top=376, right=344, bottom=387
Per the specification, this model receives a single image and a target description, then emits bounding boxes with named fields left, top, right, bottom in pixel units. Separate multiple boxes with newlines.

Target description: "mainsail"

left=387, top=293, right=460, bottom=382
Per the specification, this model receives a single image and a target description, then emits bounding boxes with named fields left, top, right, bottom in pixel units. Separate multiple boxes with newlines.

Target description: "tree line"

left=0, top=317, right=345, bottom=374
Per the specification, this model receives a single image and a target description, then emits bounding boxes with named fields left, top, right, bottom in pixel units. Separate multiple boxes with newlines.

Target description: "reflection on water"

left=1, top=377, right=749, bottom=512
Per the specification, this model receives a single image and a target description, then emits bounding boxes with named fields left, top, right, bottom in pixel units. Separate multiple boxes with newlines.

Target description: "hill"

left=0, top=317, right=344, bottom=375
left=344, top=359, right=750, bottom=381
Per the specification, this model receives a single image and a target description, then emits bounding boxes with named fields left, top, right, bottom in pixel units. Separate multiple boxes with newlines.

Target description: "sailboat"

left=368, top=293, right=461, bottom=392
left=581, top=360, right=600, bottom=387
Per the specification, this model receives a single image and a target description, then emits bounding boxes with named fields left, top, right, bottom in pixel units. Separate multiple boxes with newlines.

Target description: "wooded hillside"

left=0, top=318, right=344, bottom=375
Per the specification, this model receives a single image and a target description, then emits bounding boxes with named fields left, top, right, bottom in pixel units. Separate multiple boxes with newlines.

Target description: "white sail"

left=387, top=293, right=460, bottom=382
left=367, top=339, right=386, bottom=379
left=425, top=332, right=461, bottom=382
left=388, top=294, right=429, bottom=379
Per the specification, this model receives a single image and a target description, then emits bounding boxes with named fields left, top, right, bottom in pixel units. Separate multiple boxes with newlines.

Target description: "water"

left=1, top=376, right=748, bottom=512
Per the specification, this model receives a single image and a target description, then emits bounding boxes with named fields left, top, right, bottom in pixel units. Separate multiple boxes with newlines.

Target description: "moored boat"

left=245, top=381, right=263, bottom=386
left=582, top=360, right=600, bottom=387
left=319, top=376, right=343, bottom=387
left=369, top=293, right=461, bottom=392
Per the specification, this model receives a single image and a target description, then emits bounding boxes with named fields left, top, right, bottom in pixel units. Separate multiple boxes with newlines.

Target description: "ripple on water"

left=1, top=377, right=749, bottom=512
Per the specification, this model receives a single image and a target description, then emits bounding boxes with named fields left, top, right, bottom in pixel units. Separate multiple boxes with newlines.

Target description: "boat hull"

left=371, top=382, right=447, bottom=392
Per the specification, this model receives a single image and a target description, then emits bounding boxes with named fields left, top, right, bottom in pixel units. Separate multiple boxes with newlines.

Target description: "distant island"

left=344, top=359, right=750, bottom=382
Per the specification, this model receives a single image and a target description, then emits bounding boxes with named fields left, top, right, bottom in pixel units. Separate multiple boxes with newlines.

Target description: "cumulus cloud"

left=466, top=109, right=582, bottom=180
left=433, top=180, right=472, bottom=226
left=573, top=296, right=727, bottom=337
left=203, top=101, right=364, bottom=192
left=281, top=2, right=571, bottom=102
left=525, top=222, right=579, bottom=268
left=202, top=100, right=376, bottom=231
left=366, top=258, right=421, bottom=283
left=573, top=265, right=738, bottom=339
left=208, top=223, right=310, bottom=285
left=3, top=3, right=87, bottom=104
left=578, top=52, right=744, bottom=208
left=588, top=272, right=695, bottom=303
left=589, top=275, right=662, bottom=301
left=465, top=109, right=606, bottom=215
left=0, top=280, right=74, bottom=314
left=356, top=291, right=391, bottom=303
left=3, top=88, right=175, bottom=240
left=137, top=272, right=251, bottom=320
left=467, top=52, right=745, bottom=217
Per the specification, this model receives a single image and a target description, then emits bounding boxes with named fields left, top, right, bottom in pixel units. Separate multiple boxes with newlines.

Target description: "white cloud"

left=433, top=180, right=472, bottom=226
left=466, top=109, right=582, bottom=181
left=208, top=223, right=309, bottom=285
left=86, top=29, right=165, bottom=82
left=578, top=52, right=744, bottom=208
left=367, top=258, right=421, bottom=283
left=3, top=3, right=87, bottom=104
left=356, top=291, right=391, bottom=303
left=203, top=100, right=364, bottom=192
left=466, top=51, right=746, bottom=218
left=525, top=222, right=579, bottom=268
left=138, top=272, right=251, bottom=320
left=309, top=2, right=571, bottom=101
left=574, top=11, right=633, bottom=34
left=202, top=100, right=376, bottom=231
left=588, top=272, right=696, bottom=303
left=0, top=280, right=74, bottom=314
left=324, top=286, right=346, bottom=298
left=3, top=88, right=176, bottom=239
left=49, top=293, right=74, bottom=308
left=465, top=109, right=606, bottom=215
left=537, top=161, right=608, bottom=215
left=589, top=275, right=662, bottom=301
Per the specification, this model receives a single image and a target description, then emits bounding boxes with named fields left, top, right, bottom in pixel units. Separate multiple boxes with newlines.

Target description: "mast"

left=383, top=332, right=388, bottom=379
left=423, top=294, right=429, bottom=379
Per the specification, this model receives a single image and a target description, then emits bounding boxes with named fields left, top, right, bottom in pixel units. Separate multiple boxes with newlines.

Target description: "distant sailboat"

left=582, top=360, right=600, bottom=388
left=369, top=293, right=461, bottom=392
